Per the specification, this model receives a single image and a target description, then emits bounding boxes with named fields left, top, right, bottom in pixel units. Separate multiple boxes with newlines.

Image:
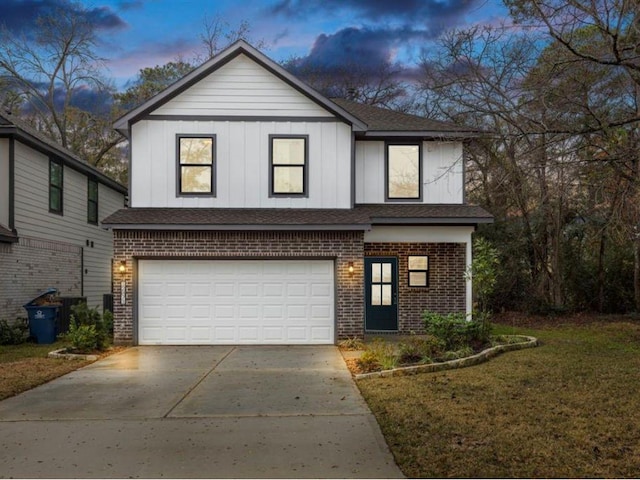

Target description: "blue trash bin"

left=23, top=288, right=61, bottom=344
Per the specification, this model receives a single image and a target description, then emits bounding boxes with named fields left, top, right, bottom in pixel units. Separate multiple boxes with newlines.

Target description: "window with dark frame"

left=88, top=178, right=98, bottom=224
left=387, top=144, right=421, bottom=200
left=270, top=136, right=307, bottom=196
left=407, top=255, right=429, bottom=287
left=177, top=135, right=215, bottom=195
left=49, top=158, right=63, bottom=214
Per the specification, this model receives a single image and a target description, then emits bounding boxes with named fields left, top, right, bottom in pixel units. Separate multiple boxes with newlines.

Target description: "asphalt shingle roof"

left=0, top=111, right=127, bottom=194
left=331, top=98, right=481, bottom=135
left=0, top=225, right=18, bottom=243
left=102, top=204, right=492, bottom=228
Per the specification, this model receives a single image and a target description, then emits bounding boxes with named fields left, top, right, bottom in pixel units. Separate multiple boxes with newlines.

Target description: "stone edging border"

left=354, top=335, right=538, bottom=380
left=48, top=348, right=98, bottom=361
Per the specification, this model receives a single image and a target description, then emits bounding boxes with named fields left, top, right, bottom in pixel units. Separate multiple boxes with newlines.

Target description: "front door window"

left=365, top=257, right=398, bottom=331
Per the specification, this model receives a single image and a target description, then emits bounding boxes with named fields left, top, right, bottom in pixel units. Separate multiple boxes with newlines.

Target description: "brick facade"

left=0, top=237, right=82, bottom=320
left=112, top=230, right=365, bottom=344
left=364, top=242, right=466, bottom=333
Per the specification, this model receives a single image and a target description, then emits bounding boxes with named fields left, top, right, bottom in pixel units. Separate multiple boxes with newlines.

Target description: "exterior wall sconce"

left=118, top=261, right=126, bottom=305
left=348, top=261, right=354, bottom=275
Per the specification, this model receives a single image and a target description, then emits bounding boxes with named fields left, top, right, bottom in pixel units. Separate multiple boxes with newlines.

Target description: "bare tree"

left=505, top=0, right=640, bottom=309
left=0, top=1, right=123, bottom=169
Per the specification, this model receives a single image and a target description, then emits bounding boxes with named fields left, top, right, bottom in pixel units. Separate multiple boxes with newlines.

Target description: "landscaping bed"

left=356, top=314, right=640, bottom=478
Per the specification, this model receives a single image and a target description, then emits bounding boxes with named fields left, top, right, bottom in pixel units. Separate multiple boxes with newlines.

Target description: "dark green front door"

left=364, top=257, right=398, bottom=331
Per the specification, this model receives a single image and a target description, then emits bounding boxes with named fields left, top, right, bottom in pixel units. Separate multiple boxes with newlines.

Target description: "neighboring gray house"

left=104, top=40, right=492, bottom=346
left=0, top=111, right=127, bottom=319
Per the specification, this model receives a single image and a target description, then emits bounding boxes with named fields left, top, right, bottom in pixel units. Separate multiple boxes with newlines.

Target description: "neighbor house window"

left=408, top=256, right=429, bottom=287
left=49, top=158, right=63, bottom=214
left=177, top=135, right=215, bottom=195
left=87, top=178, right=98, bottom=224
left=270, top=135, right=308, bottom=196
left=387, top=144, right=421, bottom=200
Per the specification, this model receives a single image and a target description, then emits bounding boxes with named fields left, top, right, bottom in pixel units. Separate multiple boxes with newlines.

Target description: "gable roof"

left=0, top=111, right=127, bottom=195
left=114, top=40, right=368, bottom=136
left=332, top=98, right=481, bottom=138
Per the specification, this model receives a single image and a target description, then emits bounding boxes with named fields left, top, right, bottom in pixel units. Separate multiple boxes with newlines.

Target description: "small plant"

left=0, top=318, right=28, bottom=345
left=338, top=337, right=365, bottom=351
left=356, top=338, right=399, bottom=371
left=358, top=350, right=381, bottom=373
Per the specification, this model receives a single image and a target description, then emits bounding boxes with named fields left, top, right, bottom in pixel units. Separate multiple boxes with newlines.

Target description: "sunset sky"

left=2, top=0, right=510, bottom=87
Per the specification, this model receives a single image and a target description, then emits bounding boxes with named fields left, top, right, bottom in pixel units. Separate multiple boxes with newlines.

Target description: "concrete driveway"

left=0, top=346, right=403, bottom=478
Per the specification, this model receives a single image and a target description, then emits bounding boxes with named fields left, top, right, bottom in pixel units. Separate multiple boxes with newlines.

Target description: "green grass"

left=357, top=318, right=640, bottom=478
left=0, top=340, right=68, bottom=363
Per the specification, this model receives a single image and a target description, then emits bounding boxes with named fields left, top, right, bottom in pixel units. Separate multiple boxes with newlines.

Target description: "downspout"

left=8, top=137, right=15, bottom=231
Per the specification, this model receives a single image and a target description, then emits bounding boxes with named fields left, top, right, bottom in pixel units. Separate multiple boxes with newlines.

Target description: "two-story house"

left=104, top=41, right=492, bottom=346
left=0, top=112, right=128, bottom=320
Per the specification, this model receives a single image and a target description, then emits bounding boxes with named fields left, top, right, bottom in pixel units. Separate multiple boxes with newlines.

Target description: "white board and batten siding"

left=355, top=141, right=464, bottom=204
left=152, top=54, right=334, bottom=118
left=138, top=259, right=335, bottom=345
left=12, top=140, right=126, bottom=309
left=0, top=138, right=9, bottom=227
left=130, top=120, right=352, bottom=208
left=131, top=53, right=351, bottom=209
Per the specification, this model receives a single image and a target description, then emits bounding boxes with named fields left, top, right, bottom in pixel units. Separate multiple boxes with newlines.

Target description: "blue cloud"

left=0, top=0, right=127, bottom=34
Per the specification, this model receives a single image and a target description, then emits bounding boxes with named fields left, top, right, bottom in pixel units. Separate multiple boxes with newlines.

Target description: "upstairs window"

left=386, top=144, right=421, bottom=200
left=49, top=158, right=63, bottom=214
left=177, top=135, right=215, bottom=195
left=88, top=178, right=98, bottom=224
left=270, top=135, right=308, bottom=196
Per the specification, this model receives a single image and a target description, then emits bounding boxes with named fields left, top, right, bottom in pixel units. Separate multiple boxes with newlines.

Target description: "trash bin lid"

left=23, top=287, right=59, bottom=307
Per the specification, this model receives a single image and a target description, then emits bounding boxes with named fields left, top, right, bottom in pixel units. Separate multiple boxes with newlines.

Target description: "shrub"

left=397, top=335, right=444, bottom=364
left=422, top=310, right=493, bottom=351
left=66, top=322, right=99, bottom=352
left=65, top=303, right=110, bottom=352
left=0, top=318, right=28, bottom=345
left=422, top=311, right=468, bottom=350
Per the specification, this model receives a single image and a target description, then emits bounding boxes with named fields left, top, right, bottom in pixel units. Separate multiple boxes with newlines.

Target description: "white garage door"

left=138, top=259, right=335, bottom=345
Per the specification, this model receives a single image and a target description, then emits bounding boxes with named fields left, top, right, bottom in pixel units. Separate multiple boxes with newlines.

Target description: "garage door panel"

left=238, top=283, right=259, bottom=296
left=311, top=326, right=332, bottom=342
left=138, top=260, right=334, bottom=345
left=215, top=283, right=235, bottom=296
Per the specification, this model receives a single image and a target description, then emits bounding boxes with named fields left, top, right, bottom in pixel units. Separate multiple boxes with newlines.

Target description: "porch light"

left=348, top=262, right=354, bottom=275
left=118, top=261, right=126, bottom=274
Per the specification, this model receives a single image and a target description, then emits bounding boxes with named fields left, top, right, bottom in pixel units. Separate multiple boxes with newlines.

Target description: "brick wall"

left=364, top=242, right=466, bottom=333
left=112, top=230, right=365, bottom=344
left=0, top=236, right=82, bottom=320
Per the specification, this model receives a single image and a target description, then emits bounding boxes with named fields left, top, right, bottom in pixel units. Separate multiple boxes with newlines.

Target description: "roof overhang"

left=102, top=223, right=370, bottom=231
left=360, top=130, right=482, bottom=139
left=0, top=126, right=127, bottom=195
left=114, top=40, right=368, bottom=137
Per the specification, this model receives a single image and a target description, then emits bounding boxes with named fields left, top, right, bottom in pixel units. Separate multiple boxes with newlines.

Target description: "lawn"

left=0, top=341, right=91, bottom=401
left=357, top=314, right=640, bottom=478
